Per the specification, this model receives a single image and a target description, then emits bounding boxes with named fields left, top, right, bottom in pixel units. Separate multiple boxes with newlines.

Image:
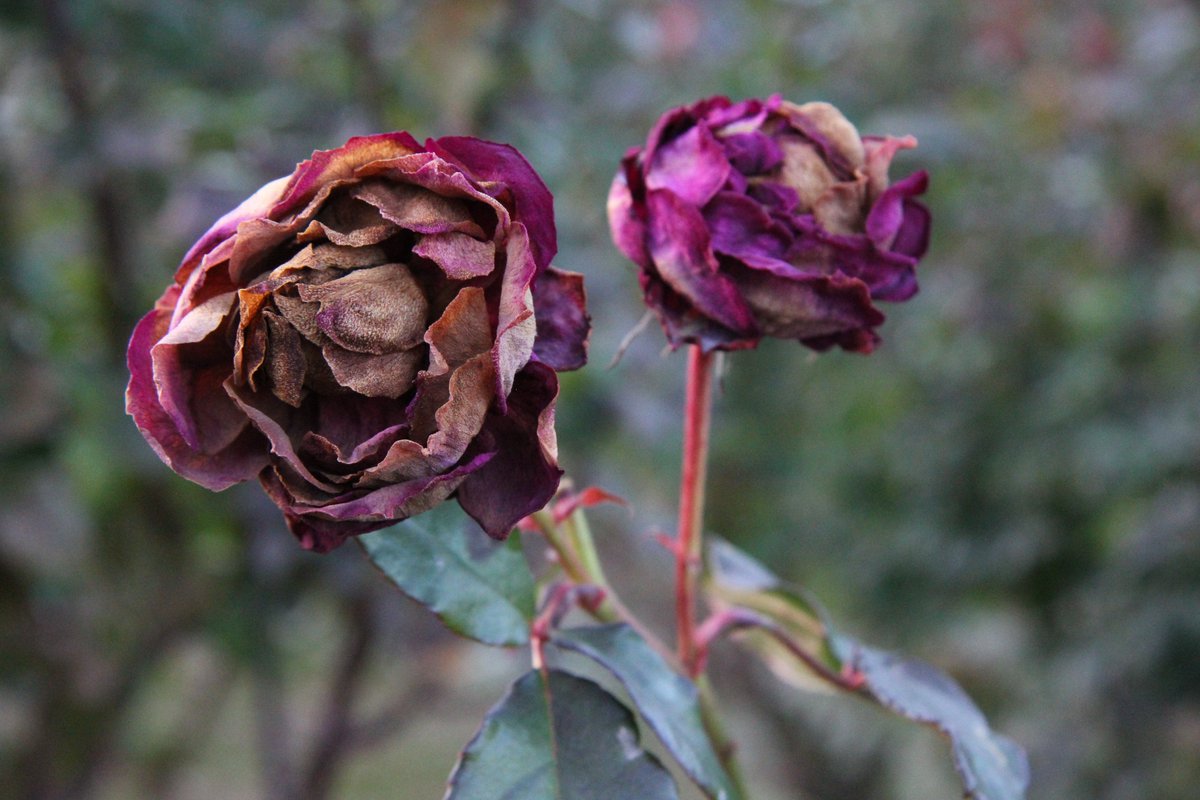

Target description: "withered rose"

left=127, top=133, right=588, bottom=552
left=608, top=95, right=930, bottom=353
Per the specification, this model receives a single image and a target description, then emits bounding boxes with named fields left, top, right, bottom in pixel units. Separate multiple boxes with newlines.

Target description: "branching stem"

left=693, top=608, right=866, bottom=693
left=529, top=510, right=676, bottom=666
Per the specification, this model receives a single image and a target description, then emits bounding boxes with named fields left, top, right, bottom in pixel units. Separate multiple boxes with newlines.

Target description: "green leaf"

left=549, top=624, right=741, bottom=800
left=705, top=538, right=1028, bottom=800
left=828, top=634, right=1030, bottom=800
left=359, top=504, right=535, bottom=646
left=445, top=669, right=679, bottom=800
left=705, top=538, right=833, bottom=692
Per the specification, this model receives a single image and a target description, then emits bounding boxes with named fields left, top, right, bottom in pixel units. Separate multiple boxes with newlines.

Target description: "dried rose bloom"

left=608, top=95, right=930, bottom=353
left=127, top=133, right=588, bottom=552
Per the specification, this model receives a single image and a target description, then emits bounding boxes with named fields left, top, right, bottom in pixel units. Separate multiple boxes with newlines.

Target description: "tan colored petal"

left=321, top=343, right=424, bottom=399
left=296, top=263, right=429, bottom=354
left=351, top=181, right=484, bottom=238
left=862, top=134, right=918, bottom=202
left=423, top=353, right=494, bottom=465
left=353, top=152, right=512, bottom=234
left=492, top=227, right=538, bottom=404
left=781, top=101, right=865, bottom=168
left=296, top=197, right=400, bottom=247
left=158, top=291, right=237, bottom=348
left=423, top=286, right=493, bottom=373
left=357, top=439, right=432, bottom=484
left=269, top=243, right=388, bottom=280
left=777, top=136, right=839, bottom=212
left=813, top=175, right=868, bottom=235
left=264, top=310, right=307, bottom=407
left=273, top=290, right=323, bottom=345
left=228, top=218, right=297, bottom=286
left=363, top=351, right=495, bottom=484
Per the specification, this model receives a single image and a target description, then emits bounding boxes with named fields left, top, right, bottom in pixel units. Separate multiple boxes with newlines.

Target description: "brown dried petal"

left=424, top=286, right=493, bottom=372
left=297, top=263, right=428, bottom=354
left=782, top=101, right=865, bottom=168
left=228, top=218, right=297, bottom=287
left=233, top=287, right=271, bottom=387
left=777, top=136, right=839, bottom=212
left=273, top=291, right=323, bottom=345
left=297, top=197, right=399, bottom=247
left=421, top=353, right=495, bottom=467
left=813, top=176, right=868, bottom=235
left=363, top=352, right=495, bottom=484
left=302, top=342, right=345, bottom=395
left=269, top=242, right=388, bottom=280
left=492, top=226, right=538, bottom=404
left=264, top=310, right=307, bottom=407
left=408, top=287, right=494, bottom=443
left=351, top=181, right=485, bottom=238
left=321, top=343, right=424, bottom=399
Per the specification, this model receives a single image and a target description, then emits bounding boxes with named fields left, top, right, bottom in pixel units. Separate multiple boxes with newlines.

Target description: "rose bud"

left=127, top=133, right=589, bottom=552
left=608, top=95, right=930, bottom=353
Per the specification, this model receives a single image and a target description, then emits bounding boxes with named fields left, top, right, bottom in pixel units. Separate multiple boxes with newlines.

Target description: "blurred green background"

left=2, top=0, right=1198, bottom=798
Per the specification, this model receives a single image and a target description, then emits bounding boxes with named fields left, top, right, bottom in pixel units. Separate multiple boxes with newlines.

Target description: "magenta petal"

left=705, top=96, right=771, bottom=130
left=261, top=450, right=492, bottom=552
left=892, top=198, right=932, bottom=260
left=643, top=97, right=731, bottom=164
left=126, top=306, right=268, bottom=490
left=413, top=231, right=496, bottom=280
left=786, top=223, right=919, bottom=303
left=646, top=123, right=731, bottom=207
left=606, top=151, right=652, bottom=268
left=720, top=131, right=783, bottom=175
left=645, top=190, right=757, bottom=335
left=151, top=291, right=238, bottom=447
left=865, top=170, right=929, bottom=251
left=532, top=267, right=590, bottom=372
left=430, top=136, right=557, bottom=274
left=703, top=191, right=791, bottom=263
left=313, top=393, right=411, bottom=460
left=456, top=363, right=562, bottom=539
left=727, top=262, right=886, bottom=350
left=748, top=182, right=801, bottom=214
left=640, top=270, right=759, bottom=352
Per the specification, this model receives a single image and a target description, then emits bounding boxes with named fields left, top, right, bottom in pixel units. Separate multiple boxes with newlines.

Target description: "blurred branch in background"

left=36, top=0, right=135, bottom=356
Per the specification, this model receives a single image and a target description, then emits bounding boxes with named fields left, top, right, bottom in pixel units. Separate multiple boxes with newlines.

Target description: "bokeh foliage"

left=1, top=1, right=1198, bottom=798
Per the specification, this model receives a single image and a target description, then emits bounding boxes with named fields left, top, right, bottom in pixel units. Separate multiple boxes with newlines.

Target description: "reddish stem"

left=677, top=345, right=715, bottom=676
left=693, top=608, right=866, bottom=693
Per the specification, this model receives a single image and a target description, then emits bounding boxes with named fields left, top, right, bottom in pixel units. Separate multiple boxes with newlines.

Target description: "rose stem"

left=677, top=344, right=715, bottom=676
left=675, top=345, right=748, bottom=796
